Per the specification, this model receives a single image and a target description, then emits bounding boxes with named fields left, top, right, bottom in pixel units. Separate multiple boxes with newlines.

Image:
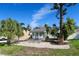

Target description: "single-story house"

left=32, top=27, right=47, bottom=40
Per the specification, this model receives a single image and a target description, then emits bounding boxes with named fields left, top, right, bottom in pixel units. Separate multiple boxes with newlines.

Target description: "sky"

left=0, top=3, right=79, bottom=28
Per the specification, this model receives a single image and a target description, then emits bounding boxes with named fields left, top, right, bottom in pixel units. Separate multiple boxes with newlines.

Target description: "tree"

left=16, top=22, right=24, bottom=41
left=20, top=23, right=25, bottom=26
left=51, top=24, right=58, bottom=37
left=27, top=25, right=31, bottom=31
left=0, top=18, right=24, bottom=45
left=0, top=18, right=15, bottom=45
left=63, top=17, right=76, bottom=40
left=44, top=24, right=50, bottom=35
left=51, top=3, right=76, bottom=44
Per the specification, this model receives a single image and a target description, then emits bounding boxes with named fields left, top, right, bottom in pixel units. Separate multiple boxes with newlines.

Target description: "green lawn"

left=0, top=45, right=25, bottom=55
left=0, top=39, right=79, bottom=56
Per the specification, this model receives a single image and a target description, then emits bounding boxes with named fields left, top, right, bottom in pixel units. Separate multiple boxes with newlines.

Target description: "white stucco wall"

left=19, top=30, right=31, bottom=40
left=67, top=32, right=79, bottom=40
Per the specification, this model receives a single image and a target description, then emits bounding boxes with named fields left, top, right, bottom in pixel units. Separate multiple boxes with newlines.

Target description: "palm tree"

left=44, top=24, right=49, bottom=35
left=16, top=23, right=24, bottom=41
left=0, top=18, right=15, bottom=45
left=51, top=24, right=58, bottom=38
left=63, top=17, right=75, bottom=40
left=0, top=18, right=24, bottom=45
left=27, top=25, right=31, bottom=31
left=66, top=18, right=75, bottom=34
left=51, top=3, right=76, bottom=44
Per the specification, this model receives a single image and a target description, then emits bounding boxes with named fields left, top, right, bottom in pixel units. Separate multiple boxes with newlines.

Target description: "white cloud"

left=30, top=4, right=53, bottom=28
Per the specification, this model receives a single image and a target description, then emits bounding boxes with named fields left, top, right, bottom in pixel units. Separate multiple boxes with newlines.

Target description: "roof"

left=32, top=27, right=46, bottom=32
left=76, top=29, right=79, bottom=32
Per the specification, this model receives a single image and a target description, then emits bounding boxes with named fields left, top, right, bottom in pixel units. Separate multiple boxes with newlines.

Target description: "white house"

left=67, top=29, right=79, bottom=39
left=19, top=30, right=31, bottom=40
left=32, top=27, right=47, bottom=41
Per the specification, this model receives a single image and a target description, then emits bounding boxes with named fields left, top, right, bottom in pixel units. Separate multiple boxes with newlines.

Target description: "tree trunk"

left=58, top=3, right=64, bottom=44
left=17, top=36, right=19, bottom=42
left=7, top=38, right=11, bottom=46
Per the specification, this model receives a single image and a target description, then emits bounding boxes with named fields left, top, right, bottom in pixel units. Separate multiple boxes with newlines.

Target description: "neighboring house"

left=67, top=29, right=79, bottom=39
left=19, top=29, right=31, bottom=40
left=32, top=27, right=47, bottom=41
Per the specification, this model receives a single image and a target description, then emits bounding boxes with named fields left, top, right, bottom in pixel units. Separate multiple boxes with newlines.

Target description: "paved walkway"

left=15, top=40, right=70, bottom=49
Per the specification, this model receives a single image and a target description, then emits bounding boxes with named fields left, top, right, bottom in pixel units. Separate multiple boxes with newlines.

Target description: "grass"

left=69, top=39, right=79, bottom=48
left=47, top=39, right=79, bottom=56
left=0, top=44, right=25, bottom=55
left=0, top=39, right=79, bottom=56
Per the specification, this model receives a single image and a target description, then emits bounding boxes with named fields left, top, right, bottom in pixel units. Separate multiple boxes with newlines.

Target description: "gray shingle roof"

left=32, top=27, right=46, bottom=32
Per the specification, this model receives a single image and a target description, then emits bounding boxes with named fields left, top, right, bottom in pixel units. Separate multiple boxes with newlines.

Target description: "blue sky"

left=0, top=3, right=79, bottom=28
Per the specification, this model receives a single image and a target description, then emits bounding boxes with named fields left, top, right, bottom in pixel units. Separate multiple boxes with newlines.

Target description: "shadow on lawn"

left=45, top=38, right=68, bottom=45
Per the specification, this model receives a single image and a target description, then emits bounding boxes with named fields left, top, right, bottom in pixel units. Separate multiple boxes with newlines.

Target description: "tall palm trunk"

left=59, top=3, right=64, bottom=44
